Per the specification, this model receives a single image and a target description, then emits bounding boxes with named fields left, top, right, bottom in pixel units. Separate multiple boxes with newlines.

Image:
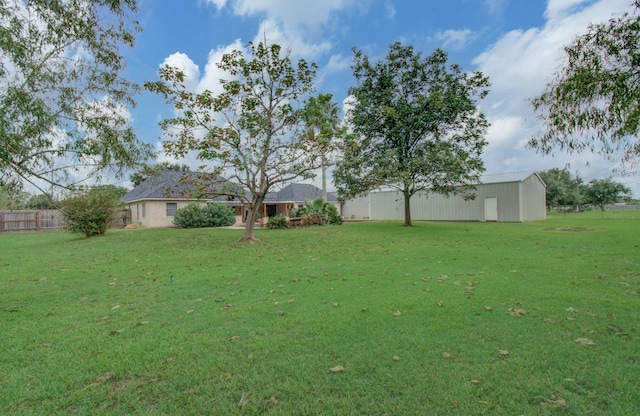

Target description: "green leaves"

left=582, top=178, right=631, bottom=211
left=60, top=185, right=123, bottom=237
left=146, top=41, right=322, bottom=241
left=1, top=0, right=151, bottom=189
left=530, top=1, right=640, bottom=167
left=538, top=168, right=584, bottom=209
left=335, top=42, right=490, bottom=225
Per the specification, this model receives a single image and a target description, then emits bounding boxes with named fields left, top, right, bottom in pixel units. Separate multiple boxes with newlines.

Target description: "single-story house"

left=341, top=171, right=546, bottom=222
left=121, top=171, right=339, bottom=228
left=263, top=183, right=339, bottom=218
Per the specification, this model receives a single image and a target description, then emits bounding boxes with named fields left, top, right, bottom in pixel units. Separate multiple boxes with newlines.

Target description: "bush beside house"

left=293, top=199, right=343, bottom=226
left=61, top=187, right=123, bottom=237
left=173, top=203, right=236, bottom=228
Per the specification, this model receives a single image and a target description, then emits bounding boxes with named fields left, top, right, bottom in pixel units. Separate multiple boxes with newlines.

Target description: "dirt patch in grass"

left=543, top=227, right=599, bottom=232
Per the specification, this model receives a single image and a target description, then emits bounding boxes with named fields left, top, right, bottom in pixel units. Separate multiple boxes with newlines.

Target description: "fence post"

left=36, top=211, right=40, bottom=232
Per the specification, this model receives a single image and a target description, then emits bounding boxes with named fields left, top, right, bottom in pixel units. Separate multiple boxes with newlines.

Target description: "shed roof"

left=365, top=171, right=545, bottom=194
left=479, top=171, right=544, bottom=185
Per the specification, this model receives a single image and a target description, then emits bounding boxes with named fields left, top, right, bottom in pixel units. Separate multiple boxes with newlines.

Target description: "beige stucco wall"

left=127, top=200, right=208, bottom=228
left=126, top=198, right=343, bottom=229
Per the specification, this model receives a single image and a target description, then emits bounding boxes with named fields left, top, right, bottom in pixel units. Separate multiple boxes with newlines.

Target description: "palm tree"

left=302, top=94, right=342, bottom=201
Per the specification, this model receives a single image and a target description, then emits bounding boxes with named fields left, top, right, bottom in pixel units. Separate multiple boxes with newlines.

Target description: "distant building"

left=341, top=171, right=546, bottom=222
left=264, top=183, right=339, bottom=218
left=121, top=171, right=338, bottom=228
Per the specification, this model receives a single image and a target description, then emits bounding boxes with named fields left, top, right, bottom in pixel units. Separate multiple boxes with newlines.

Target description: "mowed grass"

left=1, top=211, right=639, bottom=415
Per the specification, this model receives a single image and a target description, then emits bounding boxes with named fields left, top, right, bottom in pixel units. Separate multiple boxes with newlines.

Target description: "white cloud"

left=207, top=0, right=228, bottom=8
left=316, top=53, right=351, bottom=89
left=197, top=39, right=244, bottom=93
left=161, top=52, right=201, bottom=92
left=253, top=19, right=331, bottom=59
left=156, top=43, right=246, bottom=172
left=434, top=29, right=475, bottom=51
left=473, top=0, right=637, bottom=193
left=385, top=1, right=396, bottom=19
left=484, top=0, right=507, bottom=15
left=204, top=0, right=364, bottom=60
left=159, top=40, right=244, bottom=96
left=545, top=0, right=592, bottom=21
left=224, top=0, right=360, bottom=30
left=486, top=116, right=527, bottom=147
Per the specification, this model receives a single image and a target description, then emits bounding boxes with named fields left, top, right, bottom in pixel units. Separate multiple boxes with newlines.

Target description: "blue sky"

left=121, top=0, right=639, bottom=196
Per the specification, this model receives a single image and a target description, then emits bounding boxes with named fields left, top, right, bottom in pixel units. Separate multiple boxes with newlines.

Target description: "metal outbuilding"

left=341, top=171, right=546, bottom=222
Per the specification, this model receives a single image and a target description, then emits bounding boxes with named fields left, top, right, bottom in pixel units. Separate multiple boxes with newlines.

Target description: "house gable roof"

left=121, top=171, right=239, bottom=203
left=122, top=173, right=338, bottom=204
left=265, top=183, right=338, bottom=203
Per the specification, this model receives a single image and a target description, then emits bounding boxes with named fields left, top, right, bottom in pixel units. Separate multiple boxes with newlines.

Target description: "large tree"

left=583, top=178, right=631, bottom=212
left=334, top=43, right=490, bottom=226
left=0, top=0, right=153, bottom=191
left=145, top=41, right=324, bottom=241
left=301, top=93, right=343, bottom=202
left=538, top=168, right=583, bottom=210
left=530, top=1, right=640, bottom=168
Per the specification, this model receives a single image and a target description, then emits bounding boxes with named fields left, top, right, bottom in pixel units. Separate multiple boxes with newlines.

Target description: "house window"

left=141, top=203, right=146, bottom=218
left=166, top=203, right=177, bottom=216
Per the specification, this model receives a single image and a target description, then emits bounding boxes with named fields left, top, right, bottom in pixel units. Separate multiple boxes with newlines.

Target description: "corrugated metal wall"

left=370, top=191, right=403, bottom=220
left=479, top=182, right=521, bottom=222
left=410, top=192, right=481, bottom=221
left=341, top=195, right=370, bottom=219
left=341, top=174, right=546, bottom=222
left=521, top=175, right=547, bottom=221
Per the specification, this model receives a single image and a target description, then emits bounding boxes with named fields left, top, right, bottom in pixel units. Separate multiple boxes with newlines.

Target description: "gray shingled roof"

left=121, top=171, right=241, bottom=203
left=122, top=173, right=337, bottom=204
left=264, top=183, right=338, bottom=203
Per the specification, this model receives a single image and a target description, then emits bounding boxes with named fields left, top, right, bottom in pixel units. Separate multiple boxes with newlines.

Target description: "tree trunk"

left=403, top=188, right=412, bottom=227
left=240, top=203, right=262, bottom=242
left=241, top=217, right=257, bottom=241
left=321, top=157, right=327, bottom=202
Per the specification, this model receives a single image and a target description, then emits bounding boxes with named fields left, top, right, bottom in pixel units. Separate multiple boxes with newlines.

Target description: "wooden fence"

left=0, top=209, right=131, bottom=233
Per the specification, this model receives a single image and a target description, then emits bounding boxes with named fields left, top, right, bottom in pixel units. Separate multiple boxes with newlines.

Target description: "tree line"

left=538, top=168, right=633, bottom=212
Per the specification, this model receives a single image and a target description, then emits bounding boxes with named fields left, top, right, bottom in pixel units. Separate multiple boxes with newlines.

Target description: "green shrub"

left=266, top=213, right=288, bottom=229
left=293, top=206, right=307, bottom=217
left=203, top=202, right=236, bottom=227
left=324, top=203, right=343, bottom=225
left=295, top=200, right=342, bottom=226
left=61, top=187, right=122, bottom=237
left=173, top=202, right=236, bottom=228
left=173, top=203, right=207, bottom=228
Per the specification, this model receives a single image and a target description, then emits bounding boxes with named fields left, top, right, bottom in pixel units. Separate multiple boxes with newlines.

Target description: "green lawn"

left=1, top=212, right=639, bottom=415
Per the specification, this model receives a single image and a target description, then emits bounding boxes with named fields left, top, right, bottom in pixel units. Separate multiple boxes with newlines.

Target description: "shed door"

left=484, top=197, right=498, bottom=222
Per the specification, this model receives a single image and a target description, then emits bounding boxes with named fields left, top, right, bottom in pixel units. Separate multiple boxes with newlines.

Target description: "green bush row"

left=173, top=202, right=236, bottom=228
